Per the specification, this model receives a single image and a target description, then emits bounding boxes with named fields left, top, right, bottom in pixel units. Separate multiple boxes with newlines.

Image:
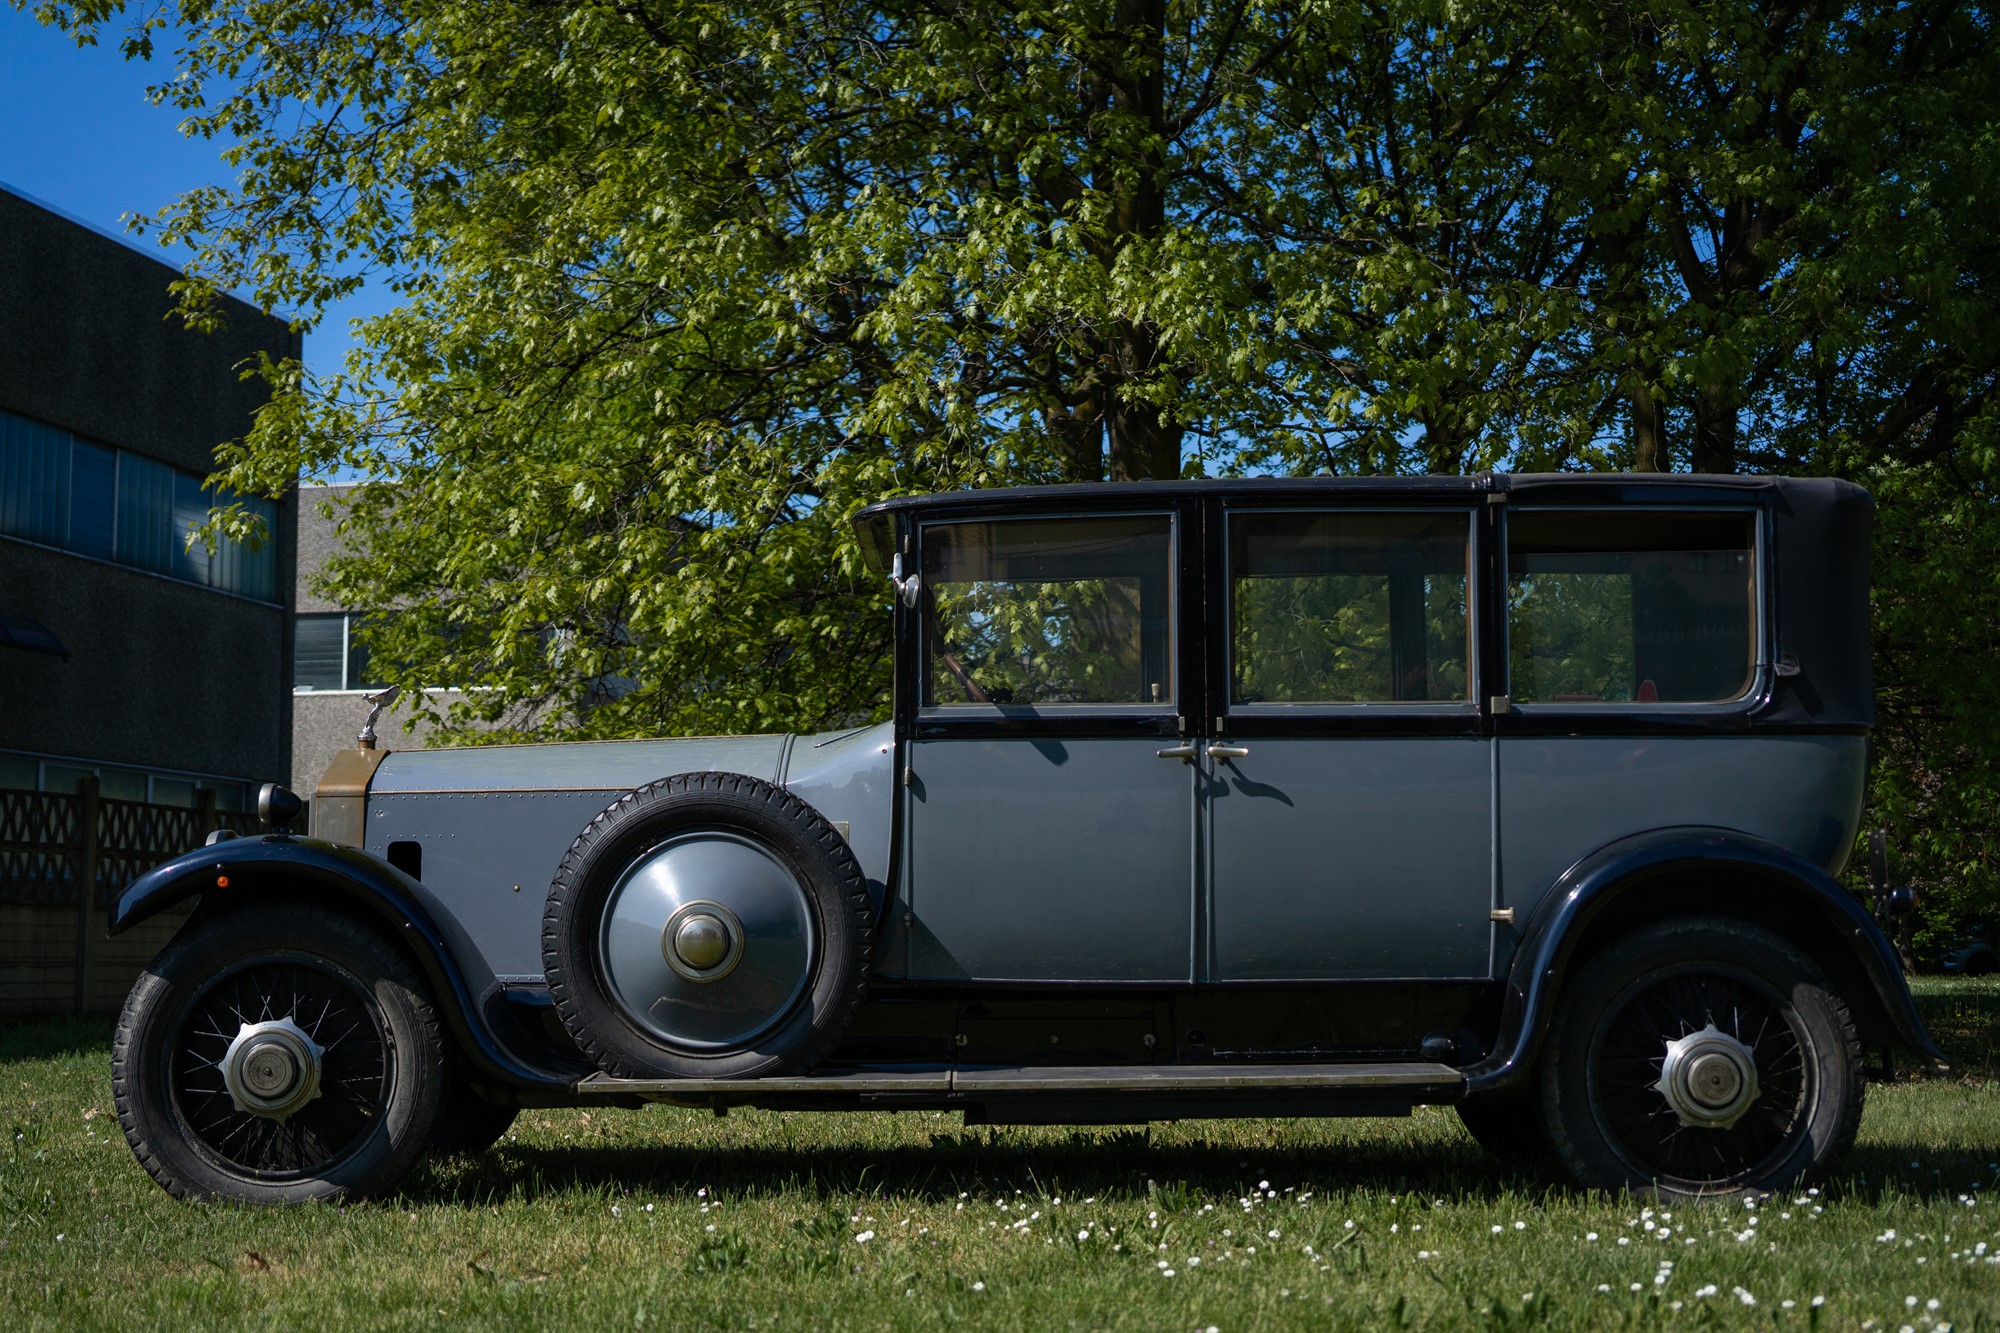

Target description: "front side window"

left=1507, top=510, right=1756, bottom=705
left=922, top=515, right=1174, bottom=707
left=1229, top=511, right=1471, bottom=705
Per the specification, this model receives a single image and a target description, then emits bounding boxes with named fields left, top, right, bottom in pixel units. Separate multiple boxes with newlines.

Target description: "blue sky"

left=0, top=6, right=385, bottom=379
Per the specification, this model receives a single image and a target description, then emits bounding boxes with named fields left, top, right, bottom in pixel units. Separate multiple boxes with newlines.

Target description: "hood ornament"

left=357, top=684, right=403, bottom=749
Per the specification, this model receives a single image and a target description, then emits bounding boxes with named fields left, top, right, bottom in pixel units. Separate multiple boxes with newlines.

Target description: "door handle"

left=1206, top=744, right=1251, bottom=760
left=1155, top=744, right=1198, bottom=762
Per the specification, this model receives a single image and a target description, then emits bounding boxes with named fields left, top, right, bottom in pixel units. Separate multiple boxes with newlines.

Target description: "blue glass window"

left=0, top=408, right=280, bottom=603
left=69, top=441, right=115, bottom=560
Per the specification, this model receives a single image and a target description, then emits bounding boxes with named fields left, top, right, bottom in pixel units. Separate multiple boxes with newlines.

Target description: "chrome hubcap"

left=220, top=1017, right=324, bottom=1119
left=1654, top=1023, right=1760, bottom=1129
left=663, top=902, right=745, bottom=981
left=600, top=832, right=817, bottom=1049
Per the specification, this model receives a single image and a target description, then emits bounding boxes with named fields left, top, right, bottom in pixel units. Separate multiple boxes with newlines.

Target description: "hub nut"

left=220, top=1016, right=325, bottom=1119
left=660, top=900, right=745, bottom=983
left=1654, top=1023, right=1760, bottom=1130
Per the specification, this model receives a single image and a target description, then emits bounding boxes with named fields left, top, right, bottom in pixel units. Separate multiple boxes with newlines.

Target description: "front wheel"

left=1538, top=916, right=1862, bottom=1199
left=114, top=903, right=448, bottom=1202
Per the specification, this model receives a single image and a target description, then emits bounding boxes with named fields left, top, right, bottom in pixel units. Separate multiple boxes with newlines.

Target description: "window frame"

left=1499, top=503, right=1771, bottom=717
left=914, top=508, right=1185, bottom=722
left=1219, top=504, right=1482, bottom=720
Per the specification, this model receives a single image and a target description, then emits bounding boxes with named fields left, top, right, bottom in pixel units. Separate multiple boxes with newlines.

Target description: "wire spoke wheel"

left=1590, top=967, right=1809, bottom=1187
left=169, top=959, right=392, bottom=1181
left=115, top=903, right=447, bottom=1203
left=1539, top=916, right=1861, bottom=1199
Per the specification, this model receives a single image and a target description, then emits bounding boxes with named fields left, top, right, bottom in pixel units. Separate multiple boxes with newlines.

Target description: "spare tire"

left=543, top=771, right=872, bottom=1079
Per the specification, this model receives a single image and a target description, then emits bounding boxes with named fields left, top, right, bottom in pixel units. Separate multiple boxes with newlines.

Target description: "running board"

left=572, top=1061, right=1465, bottom=1118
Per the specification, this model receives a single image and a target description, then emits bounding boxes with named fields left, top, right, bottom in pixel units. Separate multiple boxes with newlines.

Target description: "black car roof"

left=852, top=471, right=1794, bottom=521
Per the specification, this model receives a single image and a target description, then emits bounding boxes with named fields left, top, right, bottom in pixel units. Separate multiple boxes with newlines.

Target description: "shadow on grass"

left=408, top=1129, right=1548, bottom=1209
left=0, top=1015, right=113, bottom=1063
left=404, top=1121, right=2000, bottom=1211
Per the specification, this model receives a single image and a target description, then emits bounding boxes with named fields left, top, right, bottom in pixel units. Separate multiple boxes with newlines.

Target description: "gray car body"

left=111, top=472, right=1940, bottom=1102
left=358, top=725, right=1863, bottom=1002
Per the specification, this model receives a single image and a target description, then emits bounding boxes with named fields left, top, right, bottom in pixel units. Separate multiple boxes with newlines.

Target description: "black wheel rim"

left=1588, top=964, right=1810, bottom=1188
left=167, top=956, right=392, bottom=1182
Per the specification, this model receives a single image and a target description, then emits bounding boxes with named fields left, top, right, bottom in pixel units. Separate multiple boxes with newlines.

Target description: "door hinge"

left=902, top=766, right=914, bottom=787
left=1489, top=907, right=1516, bottom=924
left=1488, top=694, right=1511, bottom=715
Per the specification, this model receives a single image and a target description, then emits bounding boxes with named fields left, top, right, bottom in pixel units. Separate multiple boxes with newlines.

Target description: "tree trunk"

left=1690, top=385, right=1737, bottom=474
left=1097, top=0, right=1182, bottom=482
left=1044, top=389, right=1107, bottom=483
left=1629, top=375, right=1666, bottom=471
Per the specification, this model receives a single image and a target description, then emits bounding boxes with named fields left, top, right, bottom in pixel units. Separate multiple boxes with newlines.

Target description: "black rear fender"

left=1465, top=827, right=1942, bottom=1094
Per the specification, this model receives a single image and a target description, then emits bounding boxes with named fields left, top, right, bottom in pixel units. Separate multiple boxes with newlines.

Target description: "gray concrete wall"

left=291, top=484, right=528, bottom=795
left=0, top=185, right=298, bottom=791
left=293, top=689, right=470, bottom=796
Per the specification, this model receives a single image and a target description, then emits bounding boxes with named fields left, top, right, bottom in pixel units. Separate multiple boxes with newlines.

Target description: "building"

left=290, top=483, right=469, bottom=797
left=0, top=183, right=298, bottom=1013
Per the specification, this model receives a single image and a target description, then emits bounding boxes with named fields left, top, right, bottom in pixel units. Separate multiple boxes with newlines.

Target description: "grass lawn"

left=3, top=980, right=1997, bottom=1331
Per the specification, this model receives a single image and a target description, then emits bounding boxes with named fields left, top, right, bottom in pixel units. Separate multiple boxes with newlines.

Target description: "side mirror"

left=257, top=783, right=303, bottom=832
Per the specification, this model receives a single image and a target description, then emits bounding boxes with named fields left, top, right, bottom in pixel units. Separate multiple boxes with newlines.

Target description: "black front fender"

left=1464, top=826, right=1942, bottom=1094
left=112, top=835, right=571, bottom=1092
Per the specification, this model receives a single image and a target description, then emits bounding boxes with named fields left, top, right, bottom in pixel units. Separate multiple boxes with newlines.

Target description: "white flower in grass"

left=1734, top=1287, right=1756, bottom=1306
left=1585, top=1232, right=1598, bottom=1242
left=971, top=1281, right=984, bottom=1292
left=854, top=1230, right=875, bottom=1243
left=1596, top=1285, right=1611, bottom=1294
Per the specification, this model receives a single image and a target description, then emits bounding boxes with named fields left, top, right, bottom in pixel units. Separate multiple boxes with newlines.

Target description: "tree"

left=29, top=0, right=2000, bottom=948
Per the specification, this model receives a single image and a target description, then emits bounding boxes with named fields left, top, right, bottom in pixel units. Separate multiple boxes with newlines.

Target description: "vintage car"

left=109, top=473, right=1939, bottom=1204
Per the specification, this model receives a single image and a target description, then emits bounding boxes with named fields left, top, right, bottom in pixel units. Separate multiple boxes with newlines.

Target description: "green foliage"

left=22, top=0, right=2000, bottom=943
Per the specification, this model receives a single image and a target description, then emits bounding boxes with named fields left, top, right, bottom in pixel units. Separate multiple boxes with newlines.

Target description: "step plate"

left=574, top=1061, right=1463, bottom=1105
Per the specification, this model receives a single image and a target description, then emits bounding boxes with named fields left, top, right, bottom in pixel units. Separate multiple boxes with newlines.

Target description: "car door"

left=1202, top=502, right=1495, bottom=980
left=902, top=506, right=1200, bottom=982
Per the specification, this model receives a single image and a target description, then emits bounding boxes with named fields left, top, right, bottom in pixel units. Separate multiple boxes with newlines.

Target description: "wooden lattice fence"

left=0, top=786, right=258, bottom=908
left=0, top=781, right=260, bottom=1015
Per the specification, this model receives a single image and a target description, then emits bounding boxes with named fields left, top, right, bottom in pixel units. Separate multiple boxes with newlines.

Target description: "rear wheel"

left=1538, top=916, right=1861, bottom=1199
left=114, top=903, right=448, bottom=1202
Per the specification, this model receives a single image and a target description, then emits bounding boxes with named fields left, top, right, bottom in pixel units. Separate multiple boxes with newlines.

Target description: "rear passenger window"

left=1229, top=511, right=1471, bottom=704
left=1506, top=510, right=1756, bottom=705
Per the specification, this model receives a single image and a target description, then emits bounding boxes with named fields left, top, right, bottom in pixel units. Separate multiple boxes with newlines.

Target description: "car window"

left=1506, top=509, right=1756, bottom=705
left=921, top=514, right=1174, bottom=707
left=1229, top=511, right=1471, bottom=705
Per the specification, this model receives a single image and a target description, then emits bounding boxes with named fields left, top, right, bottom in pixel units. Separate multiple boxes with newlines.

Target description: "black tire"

left=1538, top=916, right=1862, bottom=1199
left=113, top=902, right=449, bottom=1203
left=543, top=771, right=872, bottom=1079
left=428, top=1074, right=519, bottom=1157
left=1456, top=1097, right=1550, bottom=1165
